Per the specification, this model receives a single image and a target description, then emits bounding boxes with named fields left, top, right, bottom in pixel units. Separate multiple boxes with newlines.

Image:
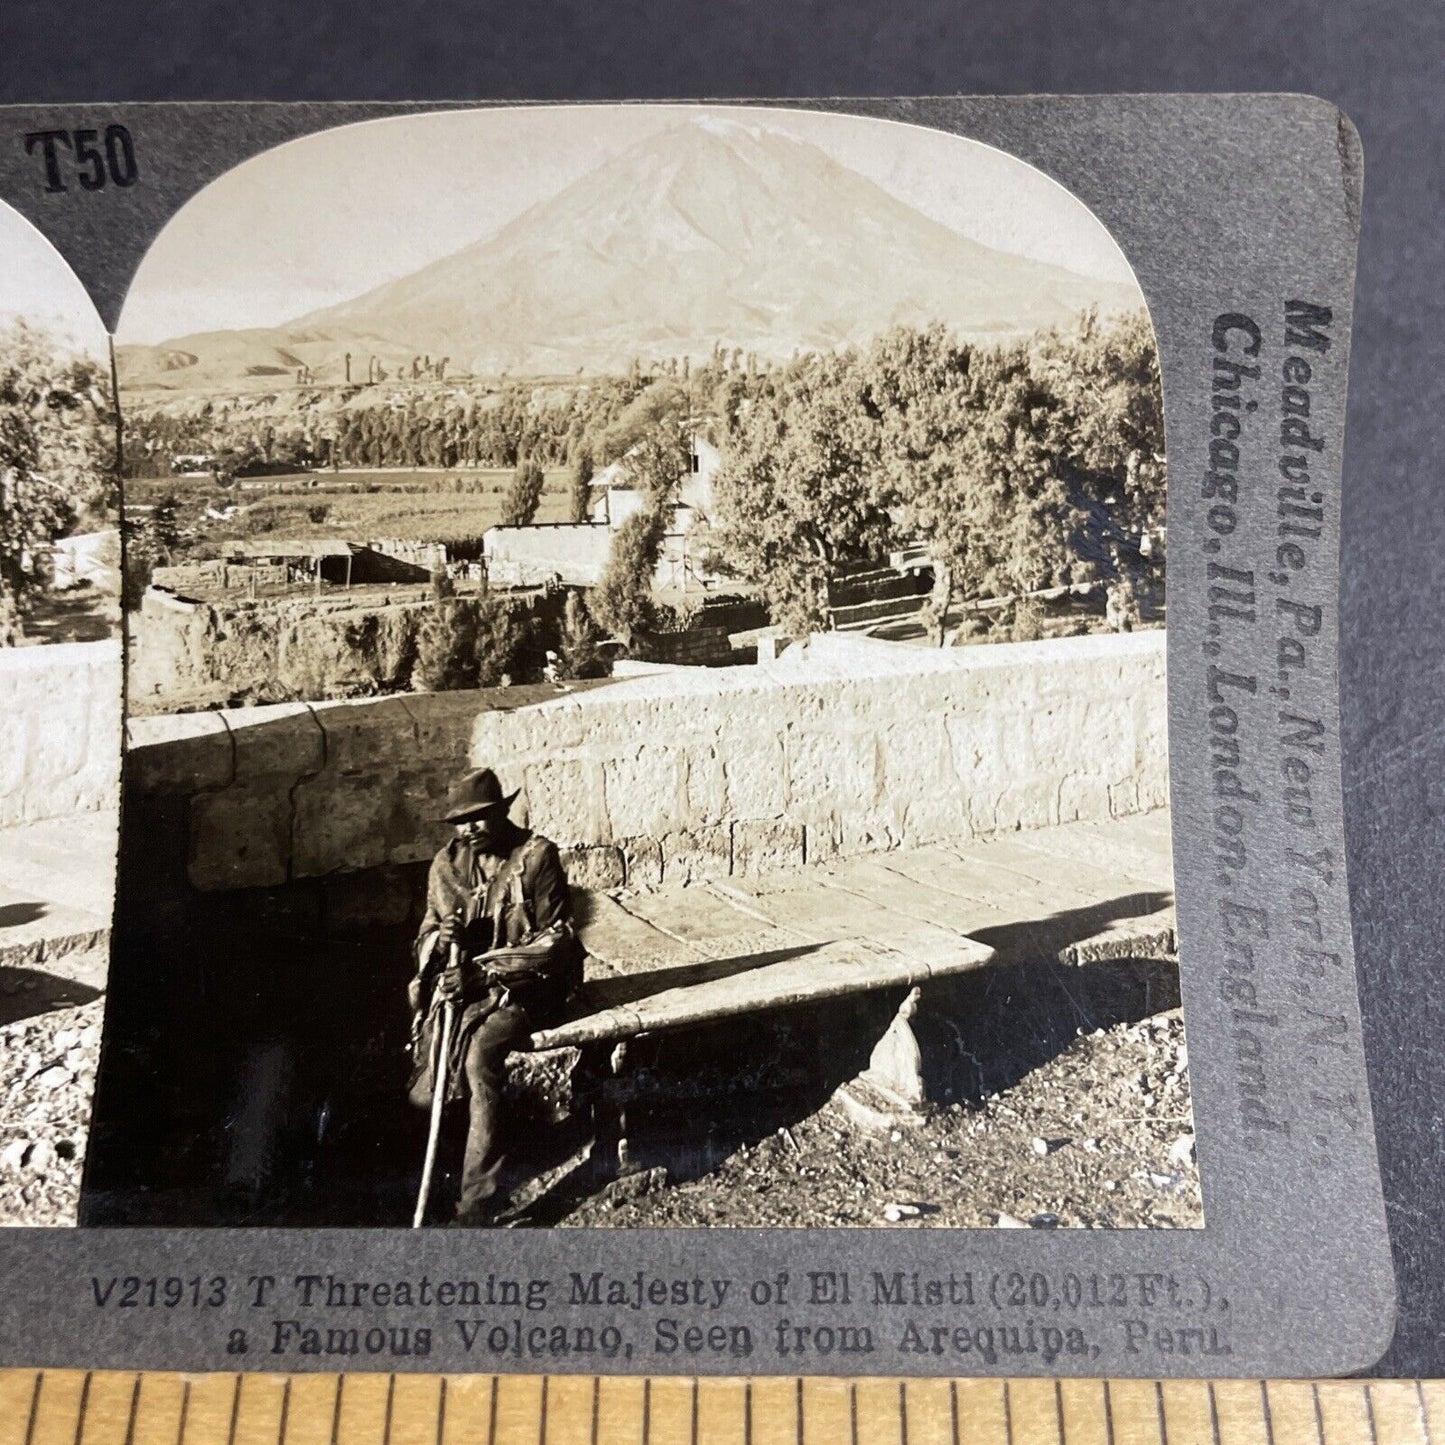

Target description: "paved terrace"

left=0, top=811, right=114, bottom=1019
left=548, top=810, right=1175, bottom=1051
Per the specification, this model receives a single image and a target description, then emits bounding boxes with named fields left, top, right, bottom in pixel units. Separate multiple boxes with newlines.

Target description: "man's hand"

left=435, top=965, right=466, bottom=1005
left=435, top=912, right=462, bottom=951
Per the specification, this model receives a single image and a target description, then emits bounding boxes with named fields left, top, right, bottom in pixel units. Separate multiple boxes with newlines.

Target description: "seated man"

left=408, top=767, right=583, bottom=1225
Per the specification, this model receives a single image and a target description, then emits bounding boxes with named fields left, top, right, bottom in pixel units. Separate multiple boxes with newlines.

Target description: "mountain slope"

left=121, top=116, right=1141, bottom=390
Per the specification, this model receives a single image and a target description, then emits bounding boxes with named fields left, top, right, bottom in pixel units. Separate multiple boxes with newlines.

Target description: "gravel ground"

left=0, top=999, right=103, bottom=1226
left=560, top=1008, right=1200, bottom=1230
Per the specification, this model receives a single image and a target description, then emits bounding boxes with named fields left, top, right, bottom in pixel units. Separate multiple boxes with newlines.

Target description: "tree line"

left=709, top=309, right=1165, bottom=639
left=119, top=346, right=759, bottom=483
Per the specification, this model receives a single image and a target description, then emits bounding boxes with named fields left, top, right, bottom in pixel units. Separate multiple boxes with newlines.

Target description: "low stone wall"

left=126, top=630, right=1167, bottom=901
left=0, top=640, right=122, bottom=828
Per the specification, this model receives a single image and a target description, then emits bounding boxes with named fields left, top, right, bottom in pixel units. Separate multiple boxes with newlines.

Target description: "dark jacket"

left=408, top=823, right=582, bottom=1104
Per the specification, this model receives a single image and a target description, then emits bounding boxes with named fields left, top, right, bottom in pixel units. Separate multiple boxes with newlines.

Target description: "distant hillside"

left=120, top=116, right=1141, bottom=393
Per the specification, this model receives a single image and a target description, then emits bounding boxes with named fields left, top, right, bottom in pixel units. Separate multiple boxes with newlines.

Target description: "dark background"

left=1, top=0, right=1438, bottom=1376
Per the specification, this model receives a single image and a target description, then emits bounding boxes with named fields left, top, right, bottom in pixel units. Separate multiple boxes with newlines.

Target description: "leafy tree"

left=590, top=506, right=667, bottom=649
left=120, top=513, right=158, bottom=614
left=0, top=324, right=115, bottom=641
left=567, top=443, right=594, bottom=524
left=555, top=591, right=608, bottom=679
left=712, top=350, right=895, bottom=635
left=500, top=458, right=546, bottom=528
left=473, top=590, right=526, bottom=687
left=148, top=491, right=181, bottom=558
left=411, top=570, right=476, bottom=692
left=1033, top=308, right=1167, bottom=589
left=870, top=327, right=1079, bottom=643
left=618, top=413, right=693, bottom=510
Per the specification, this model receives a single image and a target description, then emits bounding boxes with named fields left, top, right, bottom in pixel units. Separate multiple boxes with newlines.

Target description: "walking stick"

left=412, top=942, right=459, bottom=1228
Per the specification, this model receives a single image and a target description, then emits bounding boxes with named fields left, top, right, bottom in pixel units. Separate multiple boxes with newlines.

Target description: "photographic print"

left=79, top=105, right=1188, bottom=1232
left=0, top=91, right=1397, bottom=1381
left=0, top=203, right=120, bottom=1226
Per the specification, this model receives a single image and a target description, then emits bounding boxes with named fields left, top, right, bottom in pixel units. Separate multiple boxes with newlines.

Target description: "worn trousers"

left=457, top=1003, right=533, bottom=1218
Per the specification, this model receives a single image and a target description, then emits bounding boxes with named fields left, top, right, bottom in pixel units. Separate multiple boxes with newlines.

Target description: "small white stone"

left=1031, top=1136, right=1050, bottom=1157
left=996, top=1212, right=1028, bottom=1229
left=0, top=1140, right=28, bottom=1172
left=1168, top=1134, right=1196, bottom=1167
left=27, top=1140, right=55, bottom=1173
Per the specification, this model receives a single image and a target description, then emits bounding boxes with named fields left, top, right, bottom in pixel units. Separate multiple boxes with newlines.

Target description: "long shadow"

left=968, top=890, right=1175, bottom=965
left=515, top=890, right=1184, bottom=1224
left=916, top=955, right=1182, bottom=1107
left=0, top=965, right=104, bottom=1027
left=574, top=942, right=826, bottom=1013
left=0, top=901, right=49, bottom=931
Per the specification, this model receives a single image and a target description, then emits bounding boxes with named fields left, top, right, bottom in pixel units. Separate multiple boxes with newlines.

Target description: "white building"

left=484, top=435, right=724, bottom=592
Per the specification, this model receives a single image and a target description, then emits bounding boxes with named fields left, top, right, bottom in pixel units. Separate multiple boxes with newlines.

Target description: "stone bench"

left=518, top=926, right=998, bottom=1180
left=505, top=818, right=1179, bottom=1186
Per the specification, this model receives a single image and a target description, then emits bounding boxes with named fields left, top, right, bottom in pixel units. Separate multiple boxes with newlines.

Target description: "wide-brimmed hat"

left=443, top=768, right=519, bottom=823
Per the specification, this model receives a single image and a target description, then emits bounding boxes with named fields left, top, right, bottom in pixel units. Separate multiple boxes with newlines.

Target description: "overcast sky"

left=0, top=206, right=108, bottom=357
left=119, top=104, right=1142, bottom=345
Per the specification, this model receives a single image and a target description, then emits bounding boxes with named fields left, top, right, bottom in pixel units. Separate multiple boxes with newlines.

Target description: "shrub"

left=473, top=591, right=526, bottom=687
left=411, top=572, right=474, bottom=691
left=590, top=506, right=666, bottom=649
left=555, top=592, right=608, bottom=679
left=501, top=458, right=545, bottom=527
left=568, top=444, right=594, bottom=524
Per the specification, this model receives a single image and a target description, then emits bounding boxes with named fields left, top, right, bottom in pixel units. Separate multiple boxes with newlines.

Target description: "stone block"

left=561, top=845, right=626, bottom=892
left=1109, top=777, right=1142, bottom=817
left=409, top=690, right=486, bottom=769
left=839, top=814, right=904, bottom=858
left=471, top=691, right=594, bottom=757
left=323, top=865, right=417, bottom=935
left=802, top=817, right=841, bottom=865
left=719, top=726, right=787, bottom=819
left=16, top=697, right=90, bottom=798
left=993, top=778, right=1061, bottom=834
left=1059, top=772, right=1112, bottom=823
left=311, top=695, right=417, bottom=774
left=603, top=745, right=687, bottom=838
left=684, top=745, right=729, bottom=829
left=292, top=773, right=393, bottom=877
left=125, top=712, right=234, bottom=795
left=661, top=826, right=732, bottom=885
left=227, top=703, right=324, bottom=784
left=786, top=730, right=881, bottom=818
left=620, top=836, right=664, bottom=887
left=1138, top=770, right=1169, bottom=812
left=883, top=718, right=966, bottom=846
left=189, top=784, right=292, bottom=892
left=523, top=756, right=609, bottom=845
left=731, top=817, right=805, bottom=877
left=385, top=770, right=453, bottom=865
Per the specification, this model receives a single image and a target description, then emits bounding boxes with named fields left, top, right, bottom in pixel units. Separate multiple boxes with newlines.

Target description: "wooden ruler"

left=0, top=1373, right=1439, bottom=1445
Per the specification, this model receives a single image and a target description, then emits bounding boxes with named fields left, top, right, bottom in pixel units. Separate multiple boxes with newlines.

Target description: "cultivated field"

left=126, top=467, right=573, bottom=552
